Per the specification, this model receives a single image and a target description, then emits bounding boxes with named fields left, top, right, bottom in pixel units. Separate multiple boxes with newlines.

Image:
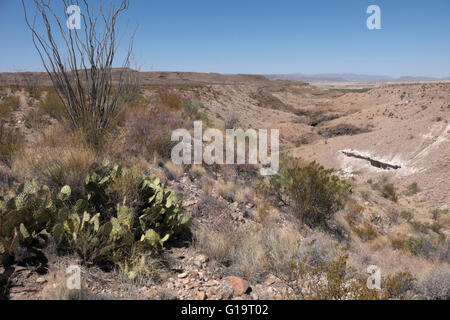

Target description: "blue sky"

left=1, top=0, right=449, bottom=77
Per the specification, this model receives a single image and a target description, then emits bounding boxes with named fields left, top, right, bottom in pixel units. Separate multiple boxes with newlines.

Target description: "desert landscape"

left=0, top=0, right=449, bottom=303
left=0, top=70, right=448, bottom=300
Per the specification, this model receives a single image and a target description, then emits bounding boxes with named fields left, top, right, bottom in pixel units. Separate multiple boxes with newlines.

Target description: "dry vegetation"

left=0, top=77, right=449, bottom=301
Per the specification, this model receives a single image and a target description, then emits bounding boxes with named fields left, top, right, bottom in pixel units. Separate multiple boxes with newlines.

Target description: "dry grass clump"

left=23, top=108, right=52, bottom=130
left=194, top=225, right=235, bottom=266
left=0, top=95, right=20, bottom=119
left=189, top=164, right=207, bottom=180
left=193, top=193, right=352, bottom=285
left=163, top=160, right=184, bottom=181
left=12, top=124, right=96, bottom=198
left=194, top=214, right=305, bottom=283
left=39, top=255, right=97, bottom=300
left=369, top=175, right=398, bottom=202
left=215, top=179, right=237, bottom=202
left=157, top=86, right=183, bottom=111
left=192, top=197, right=238, bottom=264
left=405, top=182, right=421, bottom=196
left=0, top=123, right=23, bottom=167
left=37, top=88, right=65, bottom=120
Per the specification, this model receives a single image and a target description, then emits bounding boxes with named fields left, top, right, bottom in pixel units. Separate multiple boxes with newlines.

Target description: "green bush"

left=182, top=99, right=210, bottom=124
left=406, top=236, right=433, bottom=257
left=406, top=182, right=421, bottom=196
left=260, top=154, right=350, bottom=228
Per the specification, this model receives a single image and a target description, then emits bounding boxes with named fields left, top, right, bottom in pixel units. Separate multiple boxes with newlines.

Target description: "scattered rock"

left=143, top=288, right=158, bottom=299
left=264, top=275, right=279, bottom=286
left=217, top=283, right=234, bottom=300
left=226, top=276, right=250, bottom=296
left=36, top=277, right=47, bottom=284
left=196, top=291, right=207, bottom=300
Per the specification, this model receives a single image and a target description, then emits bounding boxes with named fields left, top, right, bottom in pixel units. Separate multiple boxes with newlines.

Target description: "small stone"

left=183, top=200, right=198, bottom=207
left=178, top=272, right=188, bottom=279
left=36, top=277, right=47, bottom=284
left=143, top=288, right=158, bottom=298
left=264, top=275, right=278, bottom=286
left=196, top=291, right=207, bottom=300
left=226, top=276, right=250, bottom=296
left=189, top=271, right=199, bottom=277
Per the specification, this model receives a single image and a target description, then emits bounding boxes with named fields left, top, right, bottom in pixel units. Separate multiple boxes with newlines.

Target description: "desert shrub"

left=157, top=86, right=183, bottom=111
left=125, top=106, right=184, bottom=160
left=38, top=88, right=65, bottom=120
left=17, top=73, right=43, bottom=99
left=418, top=269, right=450, bottom=300
left=406, top=182, right=421, bottom=196
left=409, top=220, right=430, bottom=234
left=431, top=208, right=448, bottom=221
left=264, top=244, right=378, bottom=299
left=163, top=161, right=184, bottom=181
left=193, top=196, right=237, bottom=263
left=260, top=154, right=350, bottom=228
left=400, top=210, right=413, bottom=221
left=182, top=99, right=210, bottom=124
left=390, top=234, right=407, bottom=251
left=381, top=272, right=416, bottom=299
left=194, top=226, right=233, bottom=265
left=405, top=236, right=433, bottom=257
left=182, top=99, right=200, bottom=117
left=189, top=164, right=207, bottom=181
left=0, top=123, right=23, bottom=167
left=264, top=239, right=415, bottom=300
left=353, top=222, right=378, bottom=242
left=436, top=238, right=450, bottom=263
left=370, top=176, right=398, bottom=202
left=381, top=183, right=398, bottom=202
left=215, top=179, right=236, bottom=202
left=23, top=108, right=52, bottom=130
left=0, top=95, right=20, bottom=119
left=318, top=123, right=370, bottom=138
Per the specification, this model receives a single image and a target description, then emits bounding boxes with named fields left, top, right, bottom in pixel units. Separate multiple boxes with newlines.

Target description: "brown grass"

left=12, top=124, right=96, bottom=197
left=0, top=95, right=20, bottom=120
left=0, top=123, right=23, bottom=167
left=38, top=88, right=65, bottom=120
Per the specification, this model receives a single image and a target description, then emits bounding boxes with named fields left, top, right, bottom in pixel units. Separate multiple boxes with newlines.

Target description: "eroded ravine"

left=341, top=151, right=401, bottom=170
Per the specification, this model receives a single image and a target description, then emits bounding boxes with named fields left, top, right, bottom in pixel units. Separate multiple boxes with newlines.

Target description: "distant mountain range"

left=264, top=73, right=450, bottom=82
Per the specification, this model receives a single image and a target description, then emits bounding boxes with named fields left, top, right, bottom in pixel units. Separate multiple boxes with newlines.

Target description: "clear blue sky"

left=1, top=0, right=450, bottom=77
